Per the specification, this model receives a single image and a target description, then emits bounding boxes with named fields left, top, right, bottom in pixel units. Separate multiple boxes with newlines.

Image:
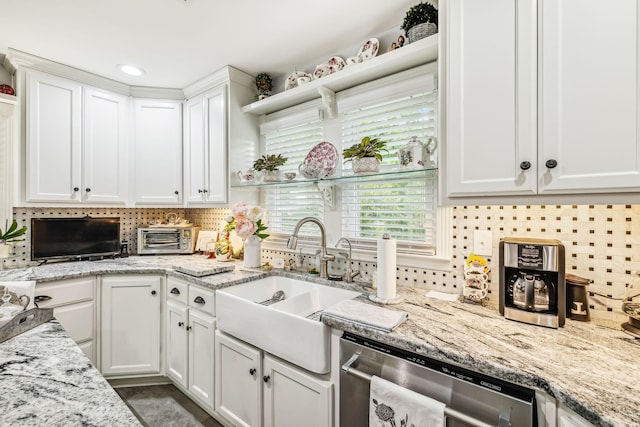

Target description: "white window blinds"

left=340, top=79, right=437, bottom=252
left=260, top=109, right=324, bottom=238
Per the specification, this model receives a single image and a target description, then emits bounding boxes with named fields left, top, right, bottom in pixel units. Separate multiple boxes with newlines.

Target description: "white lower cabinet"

left=166, top=277, right=216, bottom=413
left=215, top=331, right=332, bottom=427
left=34, top=276, right=97, bottom=364
left=101, top=275, right=162, bottom=377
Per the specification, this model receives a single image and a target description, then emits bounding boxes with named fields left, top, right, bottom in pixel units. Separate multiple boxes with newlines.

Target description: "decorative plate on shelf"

left=327, top=56, right=346, bottom=72
left=356, top=38, right=380, bottom=61
left=298, top=141, right=339, bottom=179
left=284, top=70, right=313, bottom=90
left=313, top=63, right=330, bottom=80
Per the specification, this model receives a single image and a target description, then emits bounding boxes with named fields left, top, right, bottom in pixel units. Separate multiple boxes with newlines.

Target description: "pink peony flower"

left=231, top=202, right=248, bottom=219
left=235, top=218, right=258, bottom=240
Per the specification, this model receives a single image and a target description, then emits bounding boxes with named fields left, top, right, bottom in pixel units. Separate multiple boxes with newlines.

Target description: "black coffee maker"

left=499, top=238, right=565, bottom=328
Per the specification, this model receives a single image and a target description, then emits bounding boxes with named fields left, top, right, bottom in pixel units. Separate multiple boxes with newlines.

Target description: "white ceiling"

left=0, top=0, right=418, bottom=89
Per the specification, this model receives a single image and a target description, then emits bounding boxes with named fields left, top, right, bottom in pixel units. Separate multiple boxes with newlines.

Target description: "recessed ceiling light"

left=117, top=64, right=145, bottom=77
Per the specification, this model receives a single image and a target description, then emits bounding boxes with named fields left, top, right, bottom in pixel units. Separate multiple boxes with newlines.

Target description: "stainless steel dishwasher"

left=340, top=333, right=536, bottom=427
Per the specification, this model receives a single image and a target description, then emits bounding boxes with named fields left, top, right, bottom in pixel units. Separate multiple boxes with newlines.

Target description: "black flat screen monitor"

left=31, top=217, right=121, bottom=261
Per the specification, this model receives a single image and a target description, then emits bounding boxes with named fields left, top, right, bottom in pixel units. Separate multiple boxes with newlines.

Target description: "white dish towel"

left=320, top=299, right=408, bottom=332
left=369, top=375, right=445, bottom=427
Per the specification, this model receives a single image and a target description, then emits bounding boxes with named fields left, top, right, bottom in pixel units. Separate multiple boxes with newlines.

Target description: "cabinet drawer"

left=189, top=285, right=215, bottom=316
left=167, top=278, right=188, bottom=305
left=35, top=277, right=96, bottom=308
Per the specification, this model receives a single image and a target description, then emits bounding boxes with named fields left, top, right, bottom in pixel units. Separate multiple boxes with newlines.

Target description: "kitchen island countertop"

left=0, top=320, right=141, bottom=426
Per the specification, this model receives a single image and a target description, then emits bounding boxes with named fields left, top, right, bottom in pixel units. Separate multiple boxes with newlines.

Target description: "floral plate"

left=356, top=38, right=380, bottom=61
left=327, top=56, right=346, bottom=71
left=298, top=141, right=339, bottom=179
left=285, top=70, right=313, bottom=90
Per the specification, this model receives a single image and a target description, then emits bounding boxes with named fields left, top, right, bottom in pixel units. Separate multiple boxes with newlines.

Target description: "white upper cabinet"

left=184, top=85, right=227, bottom=205
left=26, top=71, right=82, bottom=202
left=538, top=0, right=640, bottom=194
left=133, top=99, right=183, bottom=205
left=26, top=70, right=129, bottom=204
left=444, top=0, right=537, bottom=197
left=444, top=0, right=640, bottom=200
left=83, top=88, right=129, bottom=203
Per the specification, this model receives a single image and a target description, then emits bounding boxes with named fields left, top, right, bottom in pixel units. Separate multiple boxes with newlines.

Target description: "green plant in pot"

left=0, top=220, right=27, bottom=258
left=343, top=136, right=388, bottom=174
left=401, top=2, right=438, bottom=43
left=253, top=154, right=288, bottom=182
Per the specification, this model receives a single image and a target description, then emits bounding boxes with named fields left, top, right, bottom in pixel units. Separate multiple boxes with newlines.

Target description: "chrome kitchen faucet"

left=287, top=217, right=335, bottom=279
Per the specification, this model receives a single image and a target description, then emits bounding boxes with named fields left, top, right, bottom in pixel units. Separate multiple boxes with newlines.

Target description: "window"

left=340, top=89, right=437, bottom=253
left=259, top=64, right=441, bottom=259
left=261, top=109, right=324, bottom=241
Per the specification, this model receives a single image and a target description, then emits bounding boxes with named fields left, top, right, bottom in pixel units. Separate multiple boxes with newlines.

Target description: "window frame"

left=259, top=64, right=452, bottom=271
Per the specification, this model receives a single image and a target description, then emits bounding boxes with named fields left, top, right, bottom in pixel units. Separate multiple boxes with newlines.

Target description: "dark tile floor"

left=115, top=384, right=224, bottom=427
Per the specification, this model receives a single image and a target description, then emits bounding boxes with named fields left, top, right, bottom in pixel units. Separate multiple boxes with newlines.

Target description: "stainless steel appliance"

left=499, top=238, right=565, bottom=328
left=340, top=333, right=536, bottom=427
left=137, top=226, right=200, bottom=255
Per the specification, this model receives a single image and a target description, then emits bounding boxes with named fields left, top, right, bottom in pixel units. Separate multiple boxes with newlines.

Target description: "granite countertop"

left=0, top=320, right=141, bottom=426
left=1, top=256, right=639, bottom=426
left=321, top=287, right=640, bottom=427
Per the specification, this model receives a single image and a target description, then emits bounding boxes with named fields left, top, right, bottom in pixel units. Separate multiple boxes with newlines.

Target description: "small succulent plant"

left=253, top=154, right=287, bottom=171
left=342, top=136, right=388, bottom=162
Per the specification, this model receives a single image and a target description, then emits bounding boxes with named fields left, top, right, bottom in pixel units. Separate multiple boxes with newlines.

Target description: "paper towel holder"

left=369, top=232, right=403, bottom=305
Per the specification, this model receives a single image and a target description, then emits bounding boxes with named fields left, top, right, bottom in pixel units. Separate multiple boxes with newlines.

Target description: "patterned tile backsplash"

left=5, top=204, right=638, bottom=323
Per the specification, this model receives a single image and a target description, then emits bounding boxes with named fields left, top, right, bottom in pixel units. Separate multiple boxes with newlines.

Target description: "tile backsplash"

left=6, top=204, right=637, bottom=324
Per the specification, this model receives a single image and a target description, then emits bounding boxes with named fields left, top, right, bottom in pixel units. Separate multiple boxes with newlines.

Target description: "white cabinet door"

left=539, top=0, right=640, bottom=194
left=215, top=331, right=262, bottom=427
left=26, top=70, right=82, bottom=202
left=184, top=95, right=207, bottom=204
left=204, top=86, right=227, bottom=204
left=35, top=276, right=97, bottom=364
left=101, top=275, right=162, bottom=376
left=184, top=86, right=227, bottom=205
left=187, top=308, right=216, bottom=412
left=166, top=300, right=188, bottom=389
left=263, top=354, right=332, bottom=427
left=83, top=87, right=129, bottom=203
left=133, top=99, right=183, bottom=205
left=445, top=0, right=537, bottom=197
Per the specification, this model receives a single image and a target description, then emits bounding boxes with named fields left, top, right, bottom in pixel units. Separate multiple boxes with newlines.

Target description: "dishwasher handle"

left=341, top=352, right=501, bottom=427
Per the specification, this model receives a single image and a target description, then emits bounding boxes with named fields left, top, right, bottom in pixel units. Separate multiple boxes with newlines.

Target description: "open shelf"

left=241, top=34, right=439, bottom=116
left=230, top=168, right=437, bottom=189
left=0, top=93, right=17, bottom=105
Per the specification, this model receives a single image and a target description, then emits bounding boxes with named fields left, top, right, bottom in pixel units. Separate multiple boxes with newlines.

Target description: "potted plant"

left=401, top=2, right=438, bottom=43
left=0, top=220, right=27, bottom=258
left=253, top=154, right=288, bottom=182
left=255, top=72, right=273, bottom=100
left=342, top=136, right=388, bottom=174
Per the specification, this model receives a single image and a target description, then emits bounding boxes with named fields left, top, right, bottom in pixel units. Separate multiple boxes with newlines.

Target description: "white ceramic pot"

left=262, top=170, right=282, bottom=182
left=352, top=157, right=380, bottom=174
left=243, top=235, right=262, bottom=268
left=0, top=244, right=11, bottom=258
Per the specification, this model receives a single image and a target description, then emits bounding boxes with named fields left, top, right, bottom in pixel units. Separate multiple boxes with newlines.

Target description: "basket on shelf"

left=407, top=22, right=438, bottom=43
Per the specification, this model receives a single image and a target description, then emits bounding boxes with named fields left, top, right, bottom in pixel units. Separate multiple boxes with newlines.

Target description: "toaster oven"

left=137, top=226, right=200, bottom=255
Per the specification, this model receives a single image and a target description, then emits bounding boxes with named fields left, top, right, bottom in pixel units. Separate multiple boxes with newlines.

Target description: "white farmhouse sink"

left=215, top=276, right=360, bottom=374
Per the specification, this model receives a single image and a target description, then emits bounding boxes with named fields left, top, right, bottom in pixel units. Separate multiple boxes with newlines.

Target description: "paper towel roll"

left=376, top=235, right=397, bottom=300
